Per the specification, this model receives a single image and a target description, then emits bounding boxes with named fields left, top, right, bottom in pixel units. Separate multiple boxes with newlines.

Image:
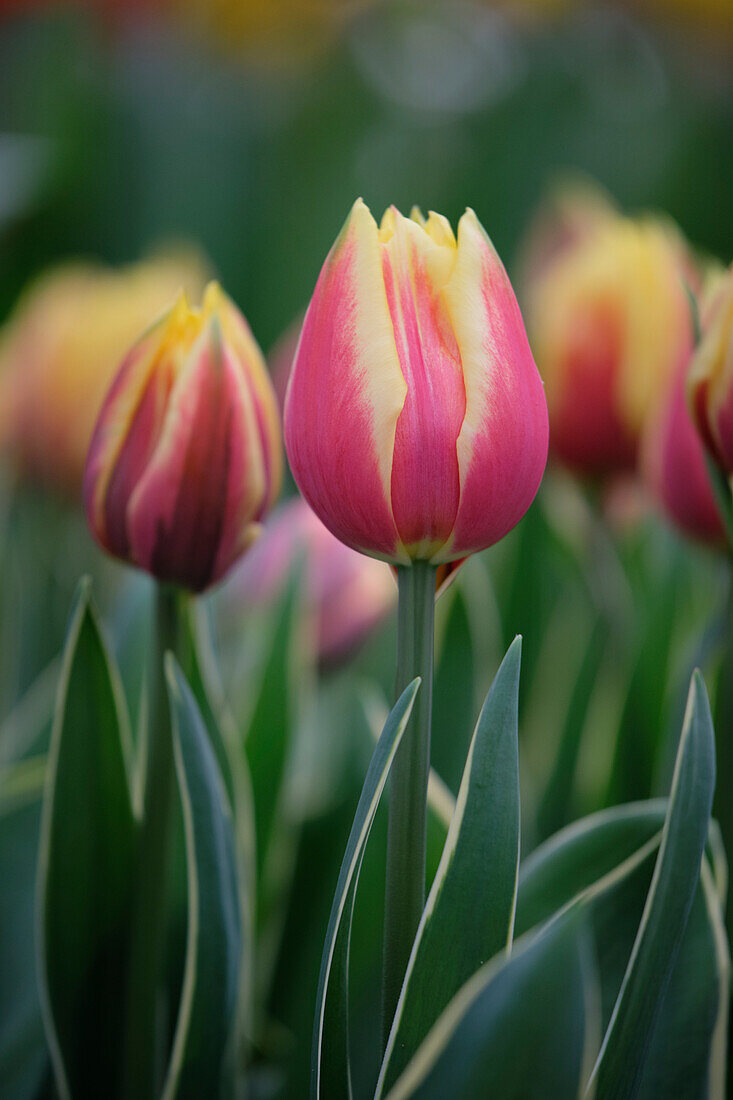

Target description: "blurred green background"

left=1, top=0, right=731, bottom=347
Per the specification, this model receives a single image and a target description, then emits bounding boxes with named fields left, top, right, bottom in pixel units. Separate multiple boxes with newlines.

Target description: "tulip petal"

left=208, top=283, right=283, bottom=511
left=127, top=321, right=267, bottom=590
left=380, top=209, right=466, bottom=558
left=285, top=199, right=406, bottom=562
left=689, top=288, right=733, bottom=471
left=440, top=210, right=548, bottom=560
left=642, top=364, right=723, bottom=546
left=83, top=302, right=187, bottom=557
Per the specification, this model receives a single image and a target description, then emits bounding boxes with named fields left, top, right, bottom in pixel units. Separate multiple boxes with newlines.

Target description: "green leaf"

left=242, top=570, right=303, bottom=895
left=431, top=588, right=475, bottom=794
left=589, top=671, right=716, bottom=1099
left=516, top=800, right=667, bottom=936
left=37, top=579, right=135, bottom=1100
left=162, top=657, right=243, bottom=1100
left=175, top=599, right=256, bottom=1070
left=312, top=678, right=420, bottom=1100
left=384, top=906, right=589, bottom=1100
left=536, top=618, right=605, bottom=840
left=0, top=761, right=48, bottom=1099
left=378, top=638, right=522, bottom=1094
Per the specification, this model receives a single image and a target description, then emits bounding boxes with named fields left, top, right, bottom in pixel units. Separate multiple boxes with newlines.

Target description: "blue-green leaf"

left=162, top=657, right=242, bottom=1100
left=312, top=679, right=420, bottom=1100
left=378, top=638, right=521, bottom=1094
left=37, top=579, right=135, bottom=1100
left=589, top=671, right=716, bottom=1099
left=384, top=907, right=589, bottom=1100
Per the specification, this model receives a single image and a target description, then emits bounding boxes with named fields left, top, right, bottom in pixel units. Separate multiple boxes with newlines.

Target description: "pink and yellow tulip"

left=84, top=282, right=282, bottom=592
left=642, top=360, right=723, bottom=546
left=688, top=265, right=733, bottom=475
left=527, top=212, right=694, bottom=476
left=226, top=495, right=396, bottom=666
left=284, top=199, right=548, bottom=567
left=0, top=251, right=207, bottom=496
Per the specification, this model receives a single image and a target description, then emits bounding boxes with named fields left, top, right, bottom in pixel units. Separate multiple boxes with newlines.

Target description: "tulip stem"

left=124, top=584, right=183, bottom=1100
left=382, top=560, right=436, bottom=1048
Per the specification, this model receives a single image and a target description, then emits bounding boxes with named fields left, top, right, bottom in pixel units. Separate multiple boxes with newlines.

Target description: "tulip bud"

left=225, top=496, right=396, bottom=666
left=84, top=282, right=282, bottom=592
left=0, top=250, right=208, bottom=496
left=688, top=264, right=733, bottom=474
left=284, top=199, right=548, bottom=566
left=526, top=212, right=694, bottom=475
left=642, top=360, right=723, bottom=546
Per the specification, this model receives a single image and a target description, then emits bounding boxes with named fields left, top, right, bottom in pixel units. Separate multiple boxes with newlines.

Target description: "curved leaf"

left=162, top=658, right=242, bottom=1100
left=312, top=679, right=420, bottom=1100
left=378, top=638, right=521, bottom=1094
left=589, top=671, right=716, bottom=1099
left=385, top=907, right=588, bottom=1100
left=37, top=579, right=135, bottom=1100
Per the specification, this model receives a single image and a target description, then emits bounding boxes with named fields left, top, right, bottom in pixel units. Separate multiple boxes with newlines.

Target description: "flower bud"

left=225, top=496, right=396, bottom=666
left=526, top=212, right=694, bottom=475
left=0, top=250, right=207, bottom=496
left=84, top=282, right=282, bottom=591
left=284, top=199, right=548, bottom=566
left=687, top=264, right=733, bottom=474
left=642, top=360, right=723, bottom=546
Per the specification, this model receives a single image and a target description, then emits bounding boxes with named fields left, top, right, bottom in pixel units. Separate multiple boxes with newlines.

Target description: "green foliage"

left=36, top=580, right=135, bottom=1100
left=162, top=658, right=243, bottom=1099
left=311, top=679, right=419, bottom=1099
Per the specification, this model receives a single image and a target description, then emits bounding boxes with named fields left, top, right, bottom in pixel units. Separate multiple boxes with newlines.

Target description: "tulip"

left=226, top=495, right=396, bottom=666
left=0, top=250, right=207, bottom=496
left=84, top=281, right=282, bottom=592
left=285, top=197, right=547, bottom=1039
left=526, top=212, right=694, bottom=475
left=642, top=360, right=723, bottom=546
left=518, top=178, right=618, bottom=297
left=688, top=264, right=733, bottom=475
left=284, top=199, right=549, bottom=568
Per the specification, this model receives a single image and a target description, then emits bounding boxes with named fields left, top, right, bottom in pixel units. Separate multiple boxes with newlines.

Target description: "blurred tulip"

left=527, top=211, right=694, bottom=476
left=642, top=359, right=723, bottom=546
left=518, top=179, right=618, bottom=296
left=688, top=265, right=733, bottom=475
left=226, top=495, right=396, bottom=666
left=285, top=199, right=548, bottom=567
left=85, top=282, right=282, bottom=592
left=0, top=250, right=207, bottom=496
left=168, top=0, right=373, bottom=66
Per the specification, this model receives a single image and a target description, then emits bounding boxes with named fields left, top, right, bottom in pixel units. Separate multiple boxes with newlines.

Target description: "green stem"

left=124, top=584, right=183, bottom=1100
left=382, top=560, right=436, bottom=1048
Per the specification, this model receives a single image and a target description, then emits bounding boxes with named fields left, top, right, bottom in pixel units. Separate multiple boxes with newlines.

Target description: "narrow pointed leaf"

left=378, top=638, right=521, bottom=1094
left=312, top=678, right=420, bottom=1100
left=37, top=580, right=135, bottom=1100
left=0, top=760, right=47, bottom=1099
left=385, top=907, right=588, bottom=1100
left=162, top=658, right=242, bottom=1100
left=590, top=671, right=716, bottom=1099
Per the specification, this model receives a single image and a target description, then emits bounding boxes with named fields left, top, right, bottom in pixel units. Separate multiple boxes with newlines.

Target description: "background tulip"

left=642, top=360, right=723, bottom=546
left=84, top=281, right=282, bottom=591
left=0, top=250, right=207, bottom=496
left=688, top=264, right=733, bottom=475
left=225, top=495, right=396, bottom=666
left=526, top=212, right=694, bottom=475
left=285, top=199, right=548, bottom=568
